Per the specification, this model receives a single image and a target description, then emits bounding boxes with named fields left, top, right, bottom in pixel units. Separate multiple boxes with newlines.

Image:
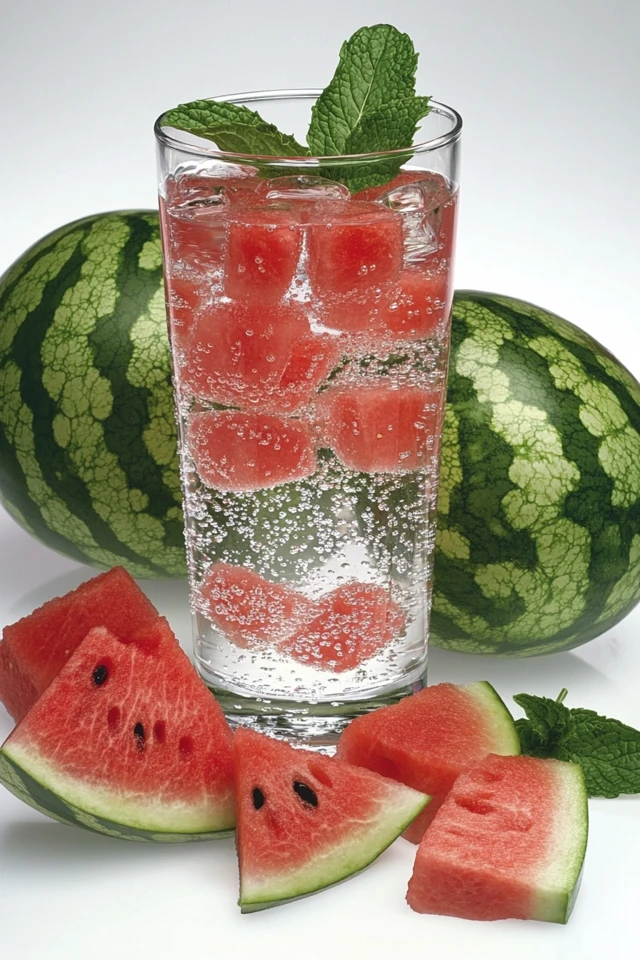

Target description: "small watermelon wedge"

left=406, top=754, right=588, bottom=923
left=0, top=567, right=158, bottom=722
left=0, top=618, right=235, bottom=841
left=338, top=682, right=520, bottom=843
left=233, top=727, right=429, bottom=912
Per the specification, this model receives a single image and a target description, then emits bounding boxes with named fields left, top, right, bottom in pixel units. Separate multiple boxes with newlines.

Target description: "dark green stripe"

left=87, top=214, right=176, bottom=522
left=0, top=752, right=228, bottom=843
left=6, top=219, right=169, bottom=576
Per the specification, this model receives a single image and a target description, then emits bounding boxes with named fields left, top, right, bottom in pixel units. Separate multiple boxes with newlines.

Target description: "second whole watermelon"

left=1, top=210, right=639, bottom=654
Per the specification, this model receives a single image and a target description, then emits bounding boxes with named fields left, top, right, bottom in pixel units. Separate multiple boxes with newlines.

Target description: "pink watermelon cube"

left=161, top=167, right=259, bottom=271
left=322, top=269, right=449, bottom=339
left=223, top=202, right=304, bottom=301
left=199, top=563, right=314, bottom=647
left=306, top=201, right=403, bottom=296
left=188, top=411, right=317, bottom=492
left=317, top=382, right=444, bottom=473
left=0, top=568, right=158, bottom=722
left=180, top=300, right=340, bottom=414
left=283, top=582, right=405, bottom=672
left=165, top=274, right=202, bottom=349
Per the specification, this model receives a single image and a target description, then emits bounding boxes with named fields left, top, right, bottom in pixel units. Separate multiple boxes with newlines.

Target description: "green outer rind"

left=0, top=750, right=232, bottom=843
left=465, top=681, right=521, bottom=755
left=0, top=211, right=186, bottom=580
left=532, top=760, right=588, bottom=924
left=239, top=787, right=429, bottom=912
left=432, top=290, right=640, bottom=656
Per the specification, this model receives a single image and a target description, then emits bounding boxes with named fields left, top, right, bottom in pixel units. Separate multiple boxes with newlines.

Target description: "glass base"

left=197, top=661, right=428, bottom=752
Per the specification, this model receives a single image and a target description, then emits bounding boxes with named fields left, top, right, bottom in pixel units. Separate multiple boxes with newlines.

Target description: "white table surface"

left=2, top=0, right=640, bottom=956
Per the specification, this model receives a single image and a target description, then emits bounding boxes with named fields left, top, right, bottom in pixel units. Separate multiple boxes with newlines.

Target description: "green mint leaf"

left=161, top=100, right=308, bottom=157
left=514, top=691, right=640, bottom=798
left=556, top=707, right=640, bottom=799
left=323, top=95, right=431, bottom=192
left=308, top=24, right=422, bottom=156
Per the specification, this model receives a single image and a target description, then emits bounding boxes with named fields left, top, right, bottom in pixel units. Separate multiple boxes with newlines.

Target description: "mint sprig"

left=161, top=99, right=308, bottom=157
left=514, top=689, right=640, bottom=798
left=159, top=24, right=432, bottom=193
left=307, top=25, right=429, bottom=157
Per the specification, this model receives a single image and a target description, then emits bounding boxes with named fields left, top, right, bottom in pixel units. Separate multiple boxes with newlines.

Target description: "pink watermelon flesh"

left=283, top=582, right=405, bottom=671
left=188, top=411, right=317, bottom=492
left=223, top=202, right=304, bottom=301
left=306, top=201, right=403, bottom=296
left=406, top=754, right=588, bottom=923
left=337, top=682, right=520, bottom=843
left=199, top=563, right=314, bottom=647
left=233, top=727, right=429, bottom=911
left=0, top=567, right=158, bottom=722
left=181, top=300, right=340, bottom=413
left=162, top=168, right=259, bottom=271
left=317, top=382, right=444, bottom=474
left=1, top=618, right=235, bottom=837
left=321, top=269, right=449, bottom=338
left=165, top=273, right=201, bottom=350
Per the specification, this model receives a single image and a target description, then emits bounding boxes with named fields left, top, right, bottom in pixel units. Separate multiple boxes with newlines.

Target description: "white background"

left=1, top=1, right=639, bottom=957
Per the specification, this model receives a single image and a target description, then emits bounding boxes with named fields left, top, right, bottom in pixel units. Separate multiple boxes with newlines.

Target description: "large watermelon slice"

left=0, top=617, right=235, bottom=841
left=234, top=727, right=429, bottom=912
left=0, top=567, right=158, bottom=722
left=406, top=754, right=588, bottom=923
left=337, top=681, right=520, bottom=842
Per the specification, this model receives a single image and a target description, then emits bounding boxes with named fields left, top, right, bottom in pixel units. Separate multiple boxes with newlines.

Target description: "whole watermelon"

left=0, top=211, right=186, bottom=579
left=432, top=292, right=640, bottom=656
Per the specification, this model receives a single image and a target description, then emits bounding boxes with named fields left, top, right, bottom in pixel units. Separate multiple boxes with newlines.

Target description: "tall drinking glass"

left=155, top=91, right=461, bottom=748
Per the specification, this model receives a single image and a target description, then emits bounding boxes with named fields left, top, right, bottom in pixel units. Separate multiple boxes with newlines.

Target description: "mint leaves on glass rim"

left=159, top=24, right=433, bottom=194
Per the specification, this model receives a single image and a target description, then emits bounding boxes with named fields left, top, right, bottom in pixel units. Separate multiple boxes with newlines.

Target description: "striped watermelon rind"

left=0, top=752, right=231, bottom=842
left=433, top=292, right=640, bottom=656
left=0, top=211, right=186, bottom=579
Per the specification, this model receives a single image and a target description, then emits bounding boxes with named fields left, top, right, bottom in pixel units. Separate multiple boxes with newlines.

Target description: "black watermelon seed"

left=92, top=664, right=108, bottom=686
left=252, top=788, right=265, bottom=810
left=293, top=781, right=318, bottom=807
left=133, top=722, right=145, bottom=750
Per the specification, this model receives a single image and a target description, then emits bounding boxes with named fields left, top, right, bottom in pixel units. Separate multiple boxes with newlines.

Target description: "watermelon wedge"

left=0, top=567, right=158, bottom=722
left=0, top=617, right=235, bottom=841
left=406, top=754, right=588, bottom=923
left=338, top=682, right=520, bottom=843
left=233, top=727, right=429, bottom=912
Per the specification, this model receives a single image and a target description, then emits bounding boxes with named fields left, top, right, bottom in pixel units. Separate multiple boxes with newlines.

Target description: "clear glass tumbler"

left=155, top=90, right=461, bottom=748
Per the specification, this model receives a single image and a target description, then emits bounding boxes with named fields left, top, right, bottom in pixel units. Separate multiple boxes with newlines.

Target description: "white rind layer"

left=241, top=783, right=429, bottom=908
left=3, top=740, right=234, bottom=834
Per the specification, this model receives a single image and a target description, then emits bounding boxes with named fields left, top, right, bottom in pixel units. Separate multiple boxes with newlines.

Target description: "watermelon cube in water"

left=199, top=563, right=313, bottom=647
left=0, top=617, right=235, bottom=840
left=307, top=201, right=403, bottom=296
left=338, top=682, right=520, bottom=843
left=181, top=299, right=340, bottom=413
left=406, top=754, right=588, bottom=923
left=283, top=582, right=405, bottom=671
left=223, top=202, right=304, bottom=301
left=0, top=567, right=158, bottom=722
left=234, top=727, right=429, bottom=912
left=318, top=381, right=444, bottom=474
left=188, top=410, right=317, bottom=491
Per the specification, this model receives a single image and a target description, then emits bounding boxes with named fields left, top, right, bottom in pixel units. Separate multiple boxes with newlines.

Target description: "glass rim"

left=154, top=88, right=462, bottom=165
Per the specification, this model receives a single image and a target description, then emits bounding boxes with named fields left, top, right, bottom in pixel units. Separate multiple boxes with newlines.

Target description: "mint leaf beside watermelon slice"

left=515, top=690, right=640, bottom=798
